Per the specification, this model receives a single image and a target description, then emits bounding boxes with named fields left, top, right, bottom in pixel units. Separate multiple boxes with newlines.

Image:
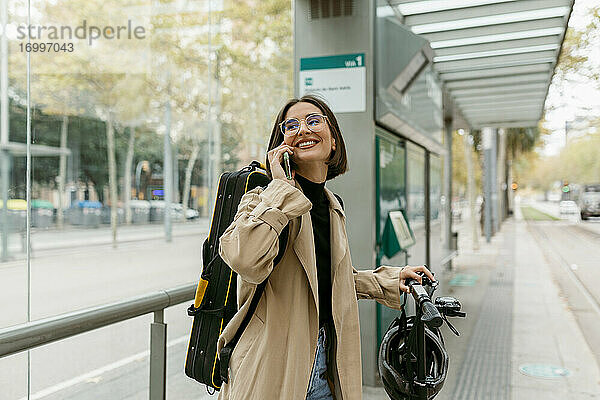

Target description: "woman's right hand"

left=268, top=144, right=295, bottom=185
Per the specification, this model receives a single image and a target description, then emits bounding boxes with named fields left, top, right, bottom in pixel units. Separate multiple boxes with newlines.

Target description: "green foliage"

left=505, top=127, right=540, bottom=158
left=8, top=0, right=294, bottom=203
left=555, top=5, right=600, bottom=84
left=521, top=133, right=600, bottom=190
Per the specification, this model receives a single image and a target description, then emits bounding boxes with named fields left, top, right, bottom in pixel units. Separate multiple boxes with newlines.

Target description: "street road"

left=527, top=217, right=600, bottom=369
left=0, top=222, right=212, bottom=400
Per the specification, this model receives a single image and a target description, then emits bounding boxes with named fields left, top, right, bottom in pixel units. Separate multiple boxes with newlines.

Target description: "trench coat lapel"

left=325, top=187, right=347, bottom=274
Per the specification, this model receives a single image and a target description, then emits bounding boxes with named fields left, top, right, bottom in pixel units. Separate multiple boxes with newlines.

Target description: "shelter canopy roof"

left=381, top=0, right=574, bottom=129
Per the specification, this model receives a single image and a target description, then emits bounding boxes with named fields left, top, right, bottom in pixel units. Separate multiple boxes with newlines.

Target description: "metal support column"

left=425, top=152, right=430, bottom=268
left=497, top=128, right=507, bottom=222
left=491, top=129, right=498, bottom=234
left=482, top=128, right=494, bottom=243
left=149, top=309, right=167, bottom=400
left=1, top=150, right=9, bottom=261
left=463, top=131, right=479, bottom=251
left=0, top=0, right=7, bottom=147
left=443, top=118, right=453, bottom=269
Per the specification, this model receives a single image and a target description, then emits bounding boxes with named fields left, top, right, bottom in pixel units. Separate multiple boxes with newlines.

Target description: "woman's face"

left=282, top=102, right=336, bottom=167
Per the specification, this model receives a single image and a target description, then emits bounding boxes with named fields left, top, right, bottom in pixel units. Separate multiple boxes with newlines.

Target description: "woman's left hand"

left=399, top=265, right=435, bottom=294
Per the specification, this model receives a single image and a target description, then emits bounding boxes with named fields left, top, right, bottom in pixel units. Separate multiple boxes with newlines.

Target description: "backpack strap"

left=219, top=224, right=289, bottom=383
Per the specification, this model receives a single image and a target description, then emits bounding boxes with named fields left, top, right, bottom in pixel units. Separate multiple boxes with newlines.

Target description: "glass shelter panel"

left=429, top=154, right=443, bottom=269
left=406, top=143, right=426, bottom=266
left=4, top=0, right=293, bottom=398
left=375, top=133, right=406, bottom=347
left=0, top=1, right=30, bottom=397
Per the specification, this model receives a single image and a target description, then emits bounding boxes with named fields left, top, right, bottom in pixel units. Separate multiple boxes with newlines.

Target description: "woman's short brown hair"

left=265, top=94, right=348, bottom=181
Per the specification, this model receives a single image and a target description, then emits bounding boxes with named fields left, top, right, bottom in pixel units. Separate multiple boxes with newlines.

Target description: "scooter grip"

left=421, top=301, right=443, bottom=328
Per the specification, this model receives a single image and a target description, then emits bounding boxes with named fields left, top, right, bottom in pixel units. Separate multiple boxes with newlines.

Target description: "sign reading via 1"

left=299, top=53, right=366, bottom=113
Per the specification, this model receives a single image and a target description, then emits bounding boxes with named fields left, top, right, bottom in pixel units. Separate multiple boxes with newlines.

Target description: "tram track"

left=527, top=221, right=600, bottom=367
left=529, top=222, right=600, bottom=316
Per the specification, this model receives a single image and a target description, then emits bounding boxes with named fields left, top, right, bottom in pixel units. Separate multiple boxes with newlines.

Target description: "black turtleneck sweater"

left=295, top=174, right=332, bottom=328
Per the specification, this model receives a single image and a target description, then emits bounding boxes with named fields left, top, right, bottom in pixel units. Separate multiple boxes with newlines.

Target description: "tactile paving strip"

left=450, top=231, right=515, bottom=400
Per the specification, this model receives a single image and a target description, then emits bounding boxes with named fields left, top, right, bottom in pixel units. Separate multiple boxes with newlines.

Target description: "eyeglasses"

left=279, top=114, right=328, bottom=137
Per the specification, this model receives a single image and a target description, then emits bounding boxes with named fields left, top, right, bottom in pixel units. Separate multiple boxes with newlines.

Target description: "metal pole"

left=57, top=116, right=68, bottom=228
left=463, top=132, right=479, bottom=250
left=206, top=0, right=214, bottom=219
left=164, top=100, right=172, bottom=242
left=497, top=129, right=506, bottom=224
left=149, top=309, right=167, bottom=400
left=172, top=143, right=179, bottom=204
left=26, top=3, right=32, bottom=397
left=1, top=0, right=9, bottom=261
left=1, top=0, right=8, bottom=146
left=491, top=129, right=498, bottom=234
left=482, top=128, right=493, bottom=243
left=1, top=151, right=8, bottom=261
left=425, top=152, right=430, bottom=268
left=443, top=118, right=453, bottom=268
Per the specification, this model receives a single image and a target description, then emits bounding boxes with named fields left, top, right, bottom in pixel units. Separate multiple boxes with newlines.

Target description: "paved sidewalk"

left=510, top=209, right=600, bottom=399
left=406, top=210, right=600, bottom=400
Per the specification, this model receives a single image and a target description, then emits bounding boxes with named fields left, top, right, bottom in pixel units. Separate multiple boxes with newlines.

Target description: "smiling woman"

left=215, top=94, right=435, bottom=400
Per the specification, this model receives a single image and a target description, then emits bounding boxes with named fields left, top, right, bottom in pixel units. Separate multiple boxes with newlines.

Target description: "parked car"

left=149, top=201, right=185, bottom=222
left=579, top=191, right=600, bottom=220
left=185, top=208, right=200, bottom=220
left=558, top=200, right=578, bottom=215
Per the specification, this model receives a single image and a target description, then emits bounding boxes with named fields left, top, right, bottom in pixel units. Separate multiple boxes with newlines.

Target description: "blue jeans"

left=306, top=326, right=334, bottom=400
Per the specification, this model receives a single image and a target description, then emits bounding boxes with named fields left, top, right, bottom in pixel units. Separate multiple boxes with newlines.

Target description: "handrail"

left=0, top=283, right=196, bottom=358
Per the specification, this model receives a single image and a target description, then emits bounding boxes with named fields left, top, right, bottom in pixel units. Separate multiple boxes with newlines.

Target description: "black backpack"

left=184, top=161, right=289, bottom=392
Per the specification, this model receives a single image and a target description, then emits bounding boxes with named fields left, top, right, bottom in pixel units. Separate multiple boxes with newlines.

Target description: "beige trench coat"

left=217, top=179, right=404, bottom=400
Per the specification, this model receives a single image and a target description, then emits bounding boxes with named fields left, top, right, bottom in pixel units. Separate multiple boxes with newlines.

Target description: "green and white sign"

left=300, top=53, right=366, bottom=113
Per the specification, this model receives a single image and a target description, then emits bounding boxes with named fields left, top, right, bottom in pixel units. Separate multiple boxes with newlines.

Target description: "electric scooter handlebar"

left=421, top=301, right=443, bottom=328
left=406, top=277, right=443, bottom=329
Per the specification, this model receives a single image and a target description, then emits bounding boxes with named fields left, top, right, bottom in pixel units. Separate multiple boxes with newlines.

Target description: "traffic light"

left=562, top=180, right=570, bottom=193
left=511, top=182, right=518, bottom=190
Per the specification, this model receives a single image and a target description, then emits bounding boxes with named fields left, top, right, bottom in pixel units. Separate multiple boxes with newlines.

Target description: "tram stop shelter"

left=293, top=0, right=573, bottom=384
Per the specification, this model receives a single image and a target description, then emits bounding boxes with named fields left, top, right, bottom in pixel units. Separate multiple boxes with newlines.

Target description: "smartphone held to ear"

left=283, top=152, right=293, bottom=180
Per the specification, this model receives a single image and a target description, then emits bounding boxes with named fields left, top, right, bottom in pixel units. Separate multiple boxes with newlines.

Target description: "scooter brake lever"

left=443, top=315, right=461, bottom=337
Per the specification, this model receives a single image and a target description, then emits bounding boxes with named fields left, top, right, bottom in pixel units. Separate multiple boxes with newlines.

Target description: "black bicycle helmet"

left=378, top=314, right=448, bottom=400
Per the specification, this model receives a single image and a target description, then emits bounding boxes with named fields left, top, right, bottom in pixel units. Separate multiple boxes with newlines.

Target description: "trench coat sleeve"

left=352, top=265, right=403, bottom=310
left=219, top=178, right=312, bottom=284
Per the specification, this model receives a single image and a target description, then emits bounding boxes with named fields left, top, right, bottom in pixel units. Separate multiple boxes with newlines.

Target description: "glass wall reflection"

left=429, top=154, right=443, bottom=268
left=2, top=0, right=292, bottom=398
left=406, top=142, right=426, bottom=266
left=1, top=1, right=29, bottom=397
